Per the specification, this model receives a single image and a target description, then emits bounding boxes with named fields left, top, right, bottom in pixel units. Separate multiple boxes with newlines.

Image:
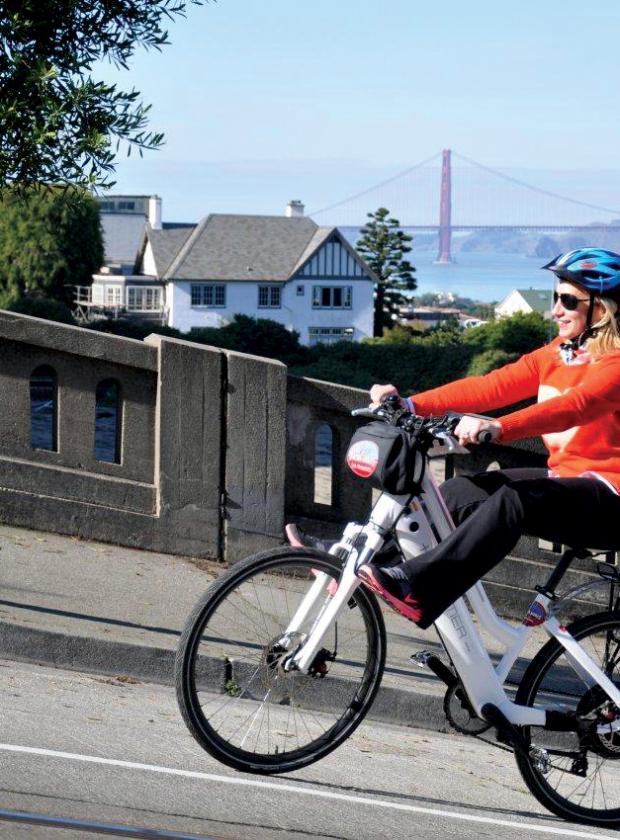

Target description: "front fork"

left=283, top=522, right=385, bottom=673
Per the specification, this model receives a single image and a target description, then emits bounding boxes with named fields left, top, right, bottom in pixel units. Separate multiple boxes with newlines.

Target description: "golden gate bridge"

left=309, top=150, right=620, bottom=264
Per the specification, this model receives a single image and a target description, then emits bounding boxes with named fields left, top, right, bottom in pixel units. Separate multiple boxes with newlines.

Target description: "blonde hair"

left=585, top=296, right=620, bottom=357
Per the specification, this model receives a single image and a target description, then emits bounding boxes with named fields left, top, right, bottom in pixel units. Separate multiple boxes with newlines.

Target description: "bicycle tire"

left=175, top=546, right=386, bottom=774
left=515, top=610, right=620, bottom=826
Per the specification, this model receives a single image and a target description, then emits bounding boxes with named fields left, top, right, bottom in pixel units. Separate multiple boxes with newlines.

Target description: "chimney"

left=285, top=200, right=304, bottom=218
left=148, top=195, right=162, bottom=230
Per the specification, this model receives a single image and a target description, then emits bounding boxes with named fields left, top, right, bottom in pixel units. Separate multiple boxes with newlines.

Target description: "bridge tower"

left=436, top=148, right=453, bottom=264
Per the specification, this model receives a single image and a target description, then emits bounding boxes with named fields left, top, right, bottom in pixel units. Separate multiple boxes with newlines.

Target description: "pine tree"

left=355, top=207, right=417, bottom=337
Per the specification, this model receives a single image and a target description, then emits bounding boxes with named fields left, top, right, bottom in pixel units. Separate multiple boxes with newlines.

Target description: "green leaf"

left=0, top=0, right=208, bottom=187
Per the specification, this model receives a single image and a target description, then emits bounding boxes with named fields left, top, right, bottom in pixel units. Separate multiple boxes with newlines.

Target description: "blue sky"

left=98, top=0, right=620, bottom=224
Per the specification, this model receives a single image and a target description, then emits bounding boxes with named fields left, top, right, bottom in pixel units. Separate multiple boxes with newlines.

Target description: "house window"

left=258, top=285, right=281, bottom=308
left=30, top=365, right=58, bottom=452
left=127, top=287, right=162, bottom=311
left=191, top=284, right=226, bottom=307
left=308, top=327, right=354, bottom=346
left=312, top=286, right=352, bottom=309
left=106, top=287, right=122, bottom=306
left=118, top=201, right=135, bottom=211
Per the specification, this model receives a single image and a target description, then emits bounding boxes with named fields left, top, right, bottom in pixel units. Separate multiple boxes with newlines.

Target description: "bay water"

left=340, top=227, right=552, bottom=303
left=411, top=250, right=550, bottom=303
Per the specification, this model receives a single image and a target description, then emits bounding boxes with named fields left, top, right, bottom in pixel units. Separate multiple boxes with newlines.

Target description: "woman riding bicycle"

left=357, top=247, right=620, bottom=629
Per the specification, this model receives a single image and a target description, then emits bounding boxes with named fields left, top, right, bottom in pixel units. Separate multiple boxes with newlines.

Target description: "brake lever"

left=433, top=430, right=470, bottom=455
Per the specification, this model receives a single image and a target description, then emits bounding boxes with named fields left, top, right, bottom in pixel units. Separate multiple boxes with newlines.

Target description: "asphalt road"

left=0, top=659, right=615, bottom=840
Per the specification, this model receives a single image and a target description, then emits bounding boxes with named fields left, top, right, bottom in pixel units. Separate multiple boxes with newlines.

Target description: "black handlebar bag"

left=345, top=422, right=421, bottom=495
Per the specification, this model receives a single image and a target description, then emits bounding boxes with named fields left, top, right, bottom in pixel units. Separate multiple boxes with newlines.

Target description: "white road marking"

left=0, top=742, right=610, bottom=839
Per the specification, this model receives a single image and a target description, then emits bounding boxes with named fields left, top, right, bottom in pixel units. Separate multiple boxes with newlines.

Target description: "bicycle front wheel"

left=515, top=611, right=620, bottom=827
left=175, top=546, right=386, bottom=774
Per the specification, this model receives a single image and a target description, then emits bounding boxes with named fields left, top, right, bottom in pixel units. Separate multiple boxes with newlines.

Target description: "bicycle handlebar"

left=351, top=404, right=495, bottom=445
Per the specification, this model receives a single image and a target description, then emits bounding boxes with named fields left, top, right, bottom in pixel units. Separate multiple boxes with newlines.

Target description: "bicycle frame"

left=286, top=446, right=620, bottom=732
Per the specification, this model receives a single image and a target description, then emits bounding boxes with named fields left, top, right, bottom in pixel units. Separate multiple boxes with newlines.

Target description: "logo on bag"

left=346, top=440, right=379, bottom=478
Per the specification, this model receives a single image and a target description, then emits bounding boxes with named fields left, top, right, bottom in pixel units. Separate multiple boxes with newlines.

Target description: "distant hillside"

left=343, top=224, right=620, bottom=258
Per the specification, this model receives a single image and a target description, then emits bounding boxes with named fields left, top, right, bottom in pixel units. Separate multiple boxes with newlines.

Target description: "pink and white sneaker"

left=357, top=564, right=424, bottom=624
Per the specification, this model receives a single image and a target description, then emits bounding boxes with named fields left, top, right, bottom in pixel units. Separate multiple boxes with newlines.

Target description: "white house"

left=495, top=288, right=552, bottom=319
left=105, top=202, right=373, bottom=345
left=398, top=305, right=463, bottom=330
left=77, top=195, right=173, bottom=324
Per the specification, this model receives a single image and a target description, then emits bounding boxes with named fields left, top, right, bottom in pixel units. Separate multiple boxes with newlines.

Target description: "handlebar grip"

left=476, top=430, right=494, bottom=444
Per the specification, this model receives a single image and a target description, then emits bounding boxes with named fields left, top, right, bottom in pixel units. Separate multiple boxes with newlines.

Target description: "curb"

left=0, top=622, right=175, bottom=686
left=0, top=621, right=451, bottom=734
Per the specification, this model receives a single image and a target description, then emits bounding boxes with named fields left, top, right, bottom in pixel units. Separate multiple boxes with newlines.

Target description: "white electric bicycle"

left=175, top=403, right=620, bottom=828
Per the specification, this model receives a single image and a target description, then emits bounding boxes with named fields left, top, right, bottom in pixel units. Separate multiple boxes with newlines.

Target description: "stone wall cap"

left=224, top=348, right=287, bottom=369
left=0, top=309, right=157, bottom=371
left=144, top=333, right=223, bottom=356
left=287, top=374, right=367, bottom=412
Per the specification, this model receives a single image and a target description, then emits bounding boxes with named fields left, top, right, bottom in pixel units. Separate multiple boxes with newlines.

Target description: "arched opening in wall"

left=95, top=379, right=122, bottom=464
left=30, top=365, right=58, bottom=451
left=314, top=424, right=333, bottom=505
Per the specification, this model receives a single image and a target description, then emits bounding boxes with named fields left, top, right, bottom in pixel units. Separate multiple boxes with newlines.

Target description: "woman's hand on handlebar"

left=369, top=383, right=405, bottom=408
left=454, top=415, right=502, bottom=446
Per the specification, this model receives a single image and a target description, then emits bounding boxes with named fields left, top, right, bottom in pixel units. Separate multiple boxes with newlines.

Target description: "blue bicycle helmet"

left=543, top=248, right=620, bottom=297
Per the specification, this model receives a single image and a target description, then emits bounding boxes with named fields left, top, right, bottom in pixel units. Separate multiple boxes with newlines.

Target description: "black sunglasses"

left=553, top=291, right=590, bottom=311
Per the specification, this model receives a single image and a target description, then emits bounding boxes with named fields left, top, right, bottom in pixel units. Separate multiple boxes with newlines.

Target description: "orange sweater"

left=411, top=337, right=620, bottom=492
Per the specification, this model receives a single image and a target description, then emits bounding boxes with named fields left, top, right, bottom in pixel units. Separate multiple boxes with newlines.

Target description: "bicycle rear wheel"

left=175, top=546, right=386, bottom=774
left=515, top=611, right=620, bottom=827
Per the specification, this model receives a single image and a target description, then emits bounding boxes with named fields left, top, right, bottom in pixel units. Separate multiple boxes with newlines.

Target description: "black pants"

left=399, top=468, right=620, bottom=628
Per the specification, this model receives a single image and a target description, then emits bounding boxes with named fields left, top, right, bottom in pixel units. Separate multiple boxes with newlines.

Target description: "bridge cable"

left=308, top=151, right=442, bottom=218
left=453, top=151, right=620, bottom=217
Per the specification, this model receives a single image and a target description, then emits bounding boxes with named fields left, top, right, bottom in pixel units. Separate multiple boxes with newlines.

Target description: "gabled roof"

left=290, top=226, right=335, bottom=275
left=141, top=214, right=372, bottom=283
left=164, top=214, right=321, bottom=282
left=511, top=288, right=551, bottom=313
left=145, top=223, right=196, bottom=276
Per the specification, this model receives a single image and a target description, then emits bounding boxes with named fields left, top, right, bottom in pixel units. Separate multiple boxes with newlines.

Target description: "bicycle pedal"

left=481, top=703, right=530, bottom=757
left=410, top=650, right=458, bottom=688
left=411, top=650, right=434, bottom=667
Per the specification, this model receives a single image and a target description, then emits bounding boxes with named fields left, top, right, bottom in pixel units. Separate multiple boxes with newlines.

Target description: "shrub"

left=466, top=349, right=520, bottom=377
left=7, top=295, right=76, bottom=325
left=462, top=312, right=550, bottom=355
left=290, top=339, right=476, bottom=396
left=190, top=314, right=309, bottom=365
left=86, top=319, right=184, bottom=341
left=377, top=324, right=423, bottom=343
